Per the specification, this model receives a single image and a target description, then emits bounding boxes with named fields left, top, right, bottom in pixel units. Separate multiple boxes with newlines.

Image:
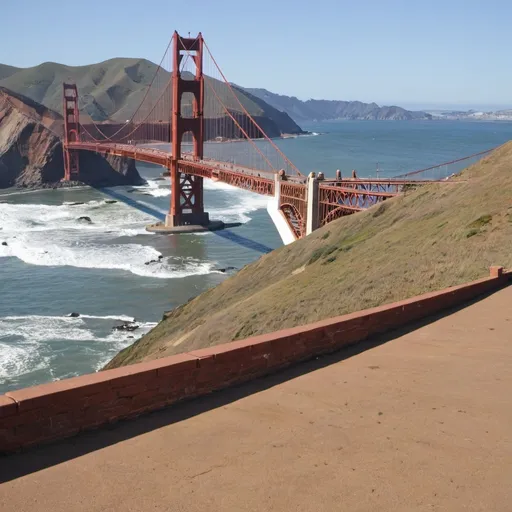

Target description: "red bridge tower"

left=62, top=83, right=80, bottom=181
left=165, top=31, right=209, bottom=228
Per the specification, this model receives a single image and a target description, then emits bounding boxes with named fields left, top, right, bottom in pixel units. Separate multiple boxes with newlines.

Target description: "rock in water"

left=77, top=216, right=92, bottom=223
left=1, top=241, right=7, bottom=246
left=215, top=266, right=237, bottom=273
left=112, top=322, right=140, bottom=332
left=105, top=200, right=117, bottom=204
left=145, top=256, right=163, bottom=265
left=68, top=312, right=80, bottom=318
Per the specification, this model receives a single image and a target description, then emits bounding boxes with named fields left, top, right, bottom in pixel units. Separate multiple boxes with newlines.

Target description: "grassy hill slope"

left=0, top=59, right=304, bottom=135
left=106, top=142, right=512, bottom=369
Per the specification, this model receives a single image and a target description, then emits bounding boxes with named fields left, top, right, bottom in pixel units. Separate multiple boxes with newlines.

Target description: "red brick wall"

left=1, top=267, right=510, bottom=454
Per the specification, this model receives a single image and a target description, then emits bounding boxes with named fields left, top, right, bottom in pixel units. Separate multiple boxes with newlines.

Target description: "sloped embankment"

left=107, top=142, right=512, bottom=368
left=0, top=87, right=144, bottom=188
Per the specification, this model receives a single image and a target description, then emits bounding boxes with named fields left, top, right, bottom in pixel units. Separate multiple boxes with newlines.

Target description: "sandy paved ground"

left=1, top=286, right=511, bottom=511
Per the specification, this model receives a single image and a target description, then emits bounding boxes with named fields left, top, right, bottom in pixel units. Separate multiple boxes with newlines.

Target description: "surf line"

left=97, top=186, right=273, bottom=254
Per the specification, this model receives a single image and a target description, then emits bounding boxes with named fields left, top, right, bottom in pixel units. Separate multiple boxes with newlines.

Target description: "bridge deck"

left=67, top=142, right=427, bottom=198
left=68, top=141, right=281, bottom=196
left=2, top=286, right=511, bottom=511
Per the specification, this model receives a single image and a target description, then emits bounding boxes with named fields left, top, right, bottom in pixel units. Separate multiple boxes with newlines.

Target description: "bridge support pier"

left=147, top=162, right=224, bottom=234
left=267, top=174, right=297, bottom=245
left=165, top=211, right=211, bottom=228
left=306, top=173, right=320, bottom=235
left=165, top=171, right=210, bottom=228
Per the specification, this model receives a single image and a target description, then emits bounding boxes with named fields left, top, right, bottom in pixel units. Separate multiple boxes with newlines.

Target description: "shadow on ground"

left=0, top=289, right=503, bottom=484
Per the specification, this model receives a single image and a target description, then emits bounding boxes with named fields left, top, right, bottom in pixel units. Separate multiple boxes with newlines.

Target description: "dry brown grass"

left=106, top=142, right=512, bottom=369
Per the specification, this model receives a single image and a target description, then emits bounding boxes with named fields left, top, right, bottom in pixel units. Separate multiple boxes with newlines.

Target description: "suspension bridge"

left=61, top=31, right=495, bottom=243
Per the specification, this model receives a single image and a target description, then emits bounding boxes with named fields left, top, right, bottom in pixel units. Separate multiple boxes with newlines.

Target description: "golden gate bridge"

left=61, top=31, right=496, bottom=242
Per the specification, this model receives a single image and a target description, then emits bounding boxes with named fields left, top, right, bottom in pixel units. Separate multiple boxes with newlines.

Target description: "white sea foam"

left=0, top=199, right=217, bottom=278
left=0, top=340, right=50, bottom=381
left=0, top=236, right=214, bottom=278
left=78, top=314, right=135, bottom=322
left=0, top=314, right=158, bottom=380
left=133, top=179, right=171, bottom=197
left=146, top=188, right=171, bottom=197
left=0, top=200, right=152, bottom=236
left=297, top=131, right=320, bottom=137
left=0, top=174, right=267, bottom=277
left=0, top=314, right=156, bottom=343
left=203, top=180, right=269, bottom=223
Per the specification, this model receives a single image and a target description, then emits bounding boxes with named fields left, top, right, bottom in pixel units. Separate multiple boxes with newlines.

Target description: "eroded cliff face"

left=0, top=88, right=144, bottom=189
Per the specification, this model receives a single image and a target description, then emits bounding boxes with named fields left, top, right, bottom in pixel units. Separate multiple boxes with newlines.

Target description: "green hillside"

left=0, top=64, right=20, bottom=80
left=0, top=59, right=304, bottom=134
left=0, top=58, right=169, bottom=121
left=107, top=142, right=512, bottom=369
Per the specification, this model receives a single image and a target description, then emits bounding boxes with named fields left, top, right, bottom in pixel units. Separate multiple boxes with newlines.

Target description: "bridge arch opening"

left=280, top=203, right=305, bottom=239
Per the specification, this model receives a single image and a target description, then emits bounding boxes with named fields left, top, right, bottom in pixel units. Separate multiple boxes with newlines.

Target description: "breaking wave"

left=0, top=199, right=214, bottom=278
left=203, top=180, right=269, bottom=223
left=0, top=314, right=157, bottom=382
left=132, top=179, right=171, bottom=197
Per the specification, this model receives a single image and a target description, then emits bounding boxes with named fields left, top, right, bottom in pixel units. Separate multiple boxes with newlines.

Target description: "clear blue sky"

left=1, top=0, right=510, bottom=109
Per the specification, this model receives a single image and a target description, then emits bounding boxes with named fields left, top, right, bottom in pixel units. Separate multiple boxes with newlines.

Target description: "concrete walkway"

left=1, top=286, right=511, bottom=511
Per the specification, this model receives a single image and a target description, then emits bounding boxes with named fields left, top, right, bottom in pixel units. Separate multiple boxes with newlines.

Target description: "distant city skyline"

left=2, top=0, right=511, bottom=110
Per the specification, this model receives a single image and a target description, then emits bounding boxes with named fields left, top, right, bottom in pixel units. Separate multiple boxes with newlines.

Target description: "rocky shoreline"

left=0, top=88, right=145, bottom=190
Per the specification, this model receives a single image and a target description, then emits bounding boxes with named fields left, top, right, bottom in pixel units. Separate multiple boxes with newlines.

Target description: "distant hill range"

left=239, top=87, right=432, bottom=122
left=0, top=60, right=304, bottom=137
left=1, top=60, right=432, bottom=138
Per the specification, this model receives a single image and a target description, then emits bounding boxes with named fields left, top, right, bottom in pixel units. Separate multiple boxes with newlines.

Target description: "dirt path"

left=1, top=287, right=511, bottom=511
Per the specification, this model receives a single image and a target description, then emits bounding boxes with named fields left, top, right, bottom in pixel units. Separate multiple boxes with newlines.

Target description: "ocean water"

left=1, top=120, right=512, bottom=393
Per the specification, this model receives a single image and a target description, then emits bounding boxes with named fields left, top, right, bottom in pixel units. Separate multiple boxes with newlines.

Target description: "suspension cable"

left=177, top=34, right=277, bottom=172
left=203, top=39, right=302, bottom=176
left=393, top=146, right=500, bottom=178
left=204, top=78, right=276, bottom=171
left=78, top=37, right=174, bottom=142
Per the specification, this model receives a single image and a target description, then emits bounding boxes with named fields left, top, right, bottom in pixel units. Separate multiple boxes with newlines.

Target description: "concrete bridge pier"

left=306, top=172, right=320, bottom=236
left=267, top=174, right=297, bottom=245
left=165, top=167, right=210, bottom=228
left=147, top=166, right=224, bottom=234
left=164, top=210, right=211, bottom=228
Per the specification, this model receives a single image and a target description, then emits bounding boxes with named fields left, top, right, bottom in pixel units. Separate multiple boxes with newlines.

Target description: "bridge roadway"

left=2, top=286, right=511, bottom=511
left=67, top=141, right=433, bottom=199
left=68, top=141, right=282, bottom=196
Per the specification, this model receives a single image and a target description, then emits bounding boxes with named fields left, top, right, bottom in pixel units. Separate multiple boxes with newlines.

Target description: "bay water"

left=1, top=120, right=511, bottom=393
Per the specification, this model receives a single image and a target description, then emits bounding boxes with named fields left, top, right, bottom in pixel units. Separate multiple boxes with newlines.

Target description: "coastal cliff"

left=0, top=87, right=144, bottom=189
left=106, top=142, right=512, bottom=369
